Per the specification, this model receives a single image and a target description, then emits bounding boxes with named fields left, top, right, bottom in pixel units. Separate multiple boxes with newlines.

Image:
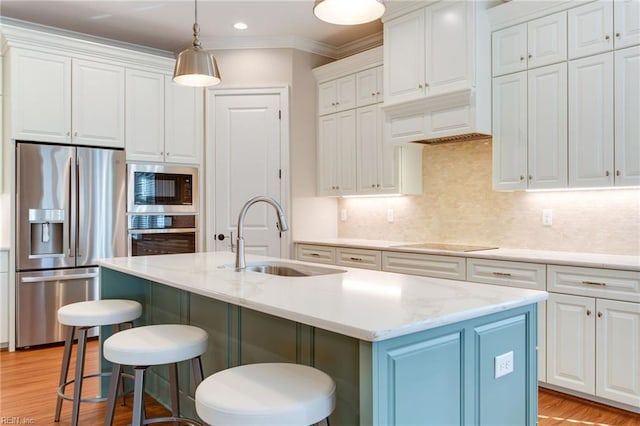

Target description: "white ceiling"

left=0, top=0, right=385, bottom=57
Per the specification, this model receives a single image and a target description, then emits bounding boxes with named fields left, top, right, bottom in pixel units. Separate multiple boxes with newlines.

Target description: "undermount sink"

left=221, top=261, right=346, bottom=277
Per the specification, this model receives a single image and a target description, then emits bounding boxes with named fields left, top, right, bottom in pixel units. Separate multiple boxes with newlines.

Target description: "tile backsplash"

left=338, top=139, right=640, bottom=256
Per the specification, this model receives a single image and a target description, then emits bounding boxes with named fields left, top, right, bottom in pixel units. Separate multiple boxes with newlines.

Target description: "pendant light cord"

left=192, top=0, right=201, bottom=48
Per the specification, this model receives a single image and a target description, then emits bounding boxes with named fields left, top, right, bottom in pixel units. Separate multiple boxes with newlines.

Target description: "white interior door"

left=206, top=89, right=286, bottom=258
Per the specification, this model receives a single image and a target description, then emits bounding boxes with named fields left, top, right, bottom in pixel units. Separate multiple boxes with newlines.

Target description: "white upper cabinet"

left=568, top=0, right=614, bottom=60
left=356, top=66, right=383, bottom=107
left=317, top=110, right=357, bottom=196
left=492, top=11, right=567, bottom=77
left=614, top=0, right=640, bottom=49
left=126, top=72, right=203, bottom=165
left=614, top=46, right=640, bottom=186
left=527, top=63, right=568, bottom=189
left=492, top=72, right=527, bottom=191
left=9, top=49, right=71, bottom=143
left=492, top=24, right=528, bottom=76
left=164, top=77, right=203, bottom=165
left=9, top=49, right=125, bottom=148
left=125, top=69, right=165, bottom=162
left=317, top=75, right=356, bottom=115
left=527, top=12, right=568, bottom=69
left=356, top=105, right=381, bottom=193
left=568, top=52, right=614, bottom=188
left=71, top=59, right=125, bottom=147
left=385, top=1, right=472, bottom=104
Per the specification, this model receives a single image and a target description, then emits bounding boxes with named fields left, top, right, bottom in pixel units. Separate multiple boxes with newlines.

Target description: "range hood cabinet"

left=381, top=88, right=491, bottom=145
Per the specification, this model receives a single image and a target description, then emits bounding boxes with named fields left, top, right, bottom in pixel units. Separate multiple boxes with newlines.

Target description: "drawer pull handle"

left=309, top=253, right=320, bottom=257
left=581, top=280, right=607, bottom=287
left=350, top=257, right=363, bottom=262
left=492, top=272, right=512, bottom=277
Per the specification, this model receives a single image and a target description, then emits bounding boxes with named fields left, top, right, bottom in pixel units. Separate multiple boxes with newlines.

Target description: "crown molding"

left=0, top=17, right=174, bottom=71
left=487, top=0, right=582, bottom=30
left=312, top=45, right=383, bottom=83
left=334, top=32, right=383, bottom=59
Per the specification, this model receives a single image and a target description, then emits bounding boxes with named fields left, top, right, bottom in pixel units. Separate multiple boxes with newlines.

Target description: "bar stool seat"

left=55, top=299, right=142, bottom=426
left=195, top=363, right=336, bottom=426
left=103, top=324, right=208, bottom=426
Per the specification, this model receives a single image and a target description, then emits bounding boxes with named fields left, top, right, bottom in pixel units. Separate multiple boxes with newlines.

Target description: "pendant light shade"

left=173, top=0, right=221, bottom=87
left=313, top=0, right=385, bottom=25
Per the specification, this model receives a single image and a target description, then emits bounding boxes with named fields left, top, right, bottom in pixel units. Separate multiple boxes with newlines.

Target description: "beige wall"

left=338, top=138, right=640, bottom=256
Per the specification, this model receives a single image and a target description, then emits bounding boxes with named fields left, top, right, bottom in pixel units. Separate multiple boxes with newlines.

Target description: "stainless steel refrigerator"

left=15, top=142, right=126, bottom=348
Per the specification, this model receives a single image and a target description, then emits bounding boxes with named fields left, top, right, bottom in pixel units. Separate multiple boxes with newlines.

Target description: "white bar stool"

left=55, top=299, right=143, bottom=426
left=195, top=363, right=336, bottom=426
left=103, top=324, right=208, bottom=426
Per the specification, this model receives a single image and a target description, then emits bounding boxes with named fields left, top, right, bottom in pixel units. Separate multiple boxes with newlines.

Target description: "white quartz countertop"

left=295, top=239, right=640, bottom=271
left=97, top=252, right=546, bottom=342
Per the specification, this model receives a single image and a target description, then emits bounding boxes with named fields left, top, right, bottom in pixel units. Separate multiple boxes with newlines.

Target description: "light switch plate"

left=495, top=351, right=514, bottom=379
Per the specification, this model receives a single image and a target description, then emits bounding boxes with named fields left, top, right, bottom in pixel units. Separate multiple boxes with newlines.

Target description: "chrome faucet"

left=235, top=196, right=289, bottom=269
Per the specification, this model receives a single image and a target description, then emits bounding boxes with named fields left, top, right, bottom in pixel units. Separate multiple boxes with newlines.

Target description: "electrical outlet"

left=387, top=209, right=394, bottom=223
left=542, top=209, right=553, bottom=226
left=495, top=351, right=514, bottom=379
left=340, top=209, right=348, bottom=221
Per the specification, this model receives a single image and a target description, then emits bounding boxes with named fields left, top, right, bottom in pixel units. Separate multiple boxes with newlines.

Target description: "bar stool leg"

left=131, top=367, right=146, bottom=426
left=71, top=327, right=88, bottom=426
left=103, top=362, right=121, bottom=426
left=191, top=356, right=204, bottom=387
left=169, top=363, right=180, bottom=419
left=54, top=325, right=75, bottom=422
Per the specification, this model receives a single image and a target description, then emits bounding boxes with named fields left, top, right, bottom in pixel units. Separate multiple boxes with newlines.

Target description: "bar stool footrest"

left=57, top=371, right=135, bottom=403
left=140, top=416, right=202, bottom=426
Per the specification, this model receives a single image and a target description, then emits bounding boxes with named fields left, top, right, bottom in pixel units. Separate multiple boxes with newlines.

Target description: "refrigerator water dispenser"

left=29, top=209, right=64, bottom=258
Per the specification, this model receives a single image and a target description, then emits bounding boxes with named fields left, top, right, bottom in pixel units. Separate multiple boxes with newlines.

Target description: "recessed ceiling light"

left=234, top=22, right=248, bottom=30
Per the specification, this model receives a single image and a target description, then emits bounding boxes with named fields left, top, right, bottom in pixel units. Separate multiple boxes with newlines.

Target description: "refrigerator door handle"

left=68, top=159, right=76, bottom=258
left=76, top=159, right=82, bottom=258
left=21, top=272, right=99, bottom=283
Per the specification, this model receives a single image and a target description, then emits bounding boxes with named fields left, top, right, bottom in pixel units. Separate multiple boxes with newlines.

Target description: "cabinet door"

left=318, top=80, right=337, bottom=116
left=492, top=72, right=527, bottom=191
left=527, top=11, right=567, bottom=69
left=376, top=66, right=384, bottom=102
left=335, top=74, right=356, bottom=112
left=568, top=0, right=614, bottom=60
left=547, top=293, right=596, bottom=394
left=614, top=0, right=640, bottom=49
left=426, top=1, right=471, bottom=95
left=10, top=49, right=71, bottom=143
left=568, top=53, right=614, bottom=187
left=527, top=63, right=568, bottom=189
left=165, top=77, right=203, bottom=165
left=492, top=24, right=527, bottom=77
left=356, top=68, right=380, bottom=107
left=317, top=114, right=339, bottom=195
left=72, top=59, right=125, bottom=147
left=384, top=8, right=425, bottom=103
left=595, top=299, right=640, bottom=407
left=336, top=109, right=357, bottom=194
left=125, top=69, right=164, bottom=162
left=356, top=105, right=379, bottom=193
left=614, top=46, right=640, bottom=186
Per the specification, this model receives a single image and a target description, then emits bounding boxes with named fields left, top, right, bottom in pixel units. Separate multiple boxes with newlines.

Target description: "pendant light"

left=173, top=0, right=221, bottom=87
left=313, top=0, right=385, bottom=25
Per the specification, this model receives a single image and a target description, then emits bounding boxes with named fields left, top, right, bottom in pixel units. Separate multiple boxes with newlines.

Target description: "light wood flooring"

left=1, top=340, right=639, bottom=425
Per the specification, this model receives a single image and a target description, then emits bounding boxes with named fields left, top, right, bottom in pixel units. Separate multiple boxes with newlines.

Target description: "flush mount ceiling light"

left=173, top=0, right=221, bottom=87
left=313, top=0, right=385, bottom=25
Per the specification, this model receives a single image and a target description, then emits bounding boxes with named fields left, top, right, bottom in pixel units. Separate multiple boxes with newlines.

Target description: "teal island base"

left=101, top=267, right=538, bottom=425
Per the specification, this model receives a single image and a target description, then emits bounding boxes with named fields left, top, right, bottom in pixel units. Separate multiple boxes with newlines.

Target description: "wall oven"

left=128, top=164, right=198, bottom=214
left=128, top=215, right=198, bottom=256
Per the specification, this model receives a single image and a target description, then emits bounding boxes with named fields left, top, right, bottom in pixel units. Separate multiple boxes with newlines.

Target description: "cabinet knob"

left=331, top=102, right=336, bottom=106
left=66, top=131, right=70, bottom=136
left=376, top=184, right=380, bottom=188
left=616, top=32, right=621, bottom=38
left=528, top=175, right=532, bottom=180
left=74, top=131, right=78, bottom=136
left=597, top=311, right=603, bottom=318
left=528, top=54, right=532, bottom=59
left=371, top=184, right=375, bottom=188
left=586, top=309, right=592, bottom=316
left=166, top=152, right=170, bottom=156
left=371, top=92, right=376, bottom=97
left=425, top=83, right=429, bottom=88
left=519, top=175, right=524, bottom=181
left=605, top=35, right=610, bottom=41
left=376, top=91, right=381, bottom=95
left=520, top=56, right=525, bottom=61
left=335, top=101, right=340, bottom=105
left=418, top=84, right=423, bottom=89
left=605, top=170, right=610, bottom=177
left=616, top=170, right=621, bottom=176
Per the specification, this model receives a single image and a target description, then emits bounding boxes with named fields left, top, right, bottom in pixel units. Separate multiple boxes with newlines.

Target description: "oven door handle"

left=21, top=272, right=99, bottom=283
left=128, top=228, right=198, bottom=234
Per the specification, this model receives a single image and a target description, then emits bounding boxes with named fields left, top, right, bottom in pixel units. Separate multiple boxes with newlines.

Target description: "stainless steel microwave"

left=127, top=164, right=198, bottom=214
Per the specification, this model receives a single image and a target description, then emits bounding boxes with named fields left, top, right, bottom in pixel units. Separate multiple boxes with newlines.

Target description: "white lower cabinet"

left=336, top=248, right=381, bottom=271
left=547, top=293, right=640, bottom=408
left=295, top=244, right=336, bottom=265
left=382, top=251, right=466, bottom=281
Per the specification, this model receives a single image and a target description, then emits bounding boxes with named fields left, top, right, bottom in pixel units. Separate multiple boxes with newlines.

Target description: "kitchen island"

left=98, top=252, right=547, bottom=425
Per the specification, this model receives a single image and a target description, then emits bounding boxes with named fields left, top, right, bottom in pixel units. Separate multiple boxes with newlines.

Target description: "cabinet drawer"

left=295, top=244, right=336, bottom=265
left=466, top=258, right=546, bottom=291
left=336, top=248, right=382, bottom=270
left=382, top=251, right=466, bottom=280
left=0, top=251, right=8, bottom=273
left=548, top=265, right=640, bottom=302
